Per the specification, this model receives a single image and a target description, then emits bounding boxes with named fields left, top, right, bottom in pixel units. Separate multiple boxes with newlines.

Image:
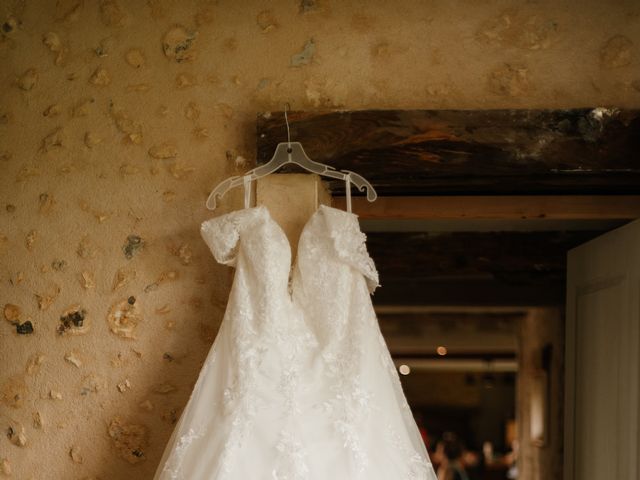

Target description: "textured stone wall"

left=0, top=1, right=638, bottom=478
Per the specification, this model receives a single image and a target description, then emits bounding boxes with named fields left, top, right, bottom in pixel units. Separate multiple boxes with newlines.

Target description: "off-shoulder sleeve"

left=200, top=210, right=246, bottom=267
left=326, top=209, right=380, bottom=294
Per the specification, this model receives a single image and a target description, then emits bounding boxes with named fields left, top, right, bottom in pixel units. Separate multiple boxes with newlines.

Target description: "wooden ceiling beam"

left=365, top=230, right=601, bottom=306
left=371, top=279, right=565, bottom=307
left=257, top=109, right=640, bottom=195
left=333, top=195, right=640, bottom=220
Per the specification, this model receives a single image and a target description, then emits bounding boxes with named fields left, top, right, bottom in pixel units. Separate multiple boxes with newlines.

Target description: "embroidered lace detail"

left=159, top=340, right=221, bottom=479
left=323, top=207, right=380, bottom=294
left=408, top=452, right=433, bottom=479
left=321, top=326, right=378, bottom=474
left=217, top=390, right=266, bottom=477
left=160, top=426, right=206, bottom=479
left=272, top=430, right=310, bottom=480
left=386, top=422, right=434, bottom=480
left=154, top=204, right=436, bottom=479
left=217, top=330, right=269, bottom=476
left=200, top=207, right=265, bottom=267
left=378, top=328, right=416, bottom=424
left=335, top=418, right=368, bottom=472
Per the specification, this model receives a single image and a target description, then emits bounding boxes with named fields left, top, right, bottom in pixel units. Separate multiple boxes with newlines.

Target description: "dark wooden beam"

left=372, top=278, right=565, bottom=307
left=368, top=230, right=599, bottom=280
left=392, top=352, right=517, bottom=360
left=367, top=230, right=602, bottom=306
left=257, top=109, right=640, bottom=195
left=372, top=279, right=565, bottom=307
left=333, top=195, right=640, bottom=220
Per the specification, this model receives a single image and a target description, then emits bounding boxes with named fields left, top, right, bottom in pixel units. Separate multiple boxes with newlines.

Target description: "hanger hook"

left=284, top=102, right=292, bottom=150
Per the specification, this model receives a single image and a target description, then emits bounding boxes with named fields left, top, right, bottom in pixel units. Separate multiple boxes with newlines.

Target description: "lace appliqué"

left=217, top=337, right=269, bottom=477
left=378, top=330, right=414, bottom=417
left=322, top=330, right=378, bottom=474
left=386, top=422, right=433, bottom=480
left=326, top=211, right=380, bottom=294
left=161, top=426, right=206, bottom=480
left=159, top=335, right=220, bottom=479
left=217, top=391, right=265, bottom=477
left=272, top=430, right=310, bottom=480
left=201, top=207, right=265, bottom=266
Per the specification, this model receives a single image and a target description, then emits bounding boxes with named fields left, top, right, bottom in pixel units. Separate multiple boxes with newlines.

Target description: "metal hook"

left=284, top=103, right=292, bottom=151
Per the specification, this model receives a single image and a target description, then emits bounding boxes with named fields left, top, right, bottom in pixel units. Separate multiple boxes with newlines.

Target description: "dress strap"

left=243, top=174, right=252, bottom=209
left=345, top=173, right=352, bottom=213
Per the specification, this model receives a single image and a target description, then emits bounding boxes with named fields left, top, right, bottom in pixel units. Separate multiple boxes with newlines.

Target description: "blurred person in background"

left=437, top=432, right=470, bottom=480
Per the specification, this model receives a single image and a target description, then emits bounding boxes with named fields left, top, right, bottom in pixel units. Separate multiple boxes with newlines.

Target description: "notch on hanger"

left=205, top=103, right=377, bottom=210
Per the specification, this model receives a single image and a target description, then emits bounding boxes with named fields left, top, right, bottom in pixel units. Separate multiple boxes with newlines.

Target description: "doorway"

left=357, top=205, right=632, bottom=480
left=255, top=106, right=640, bottom=480
left=380, top=305, right=521, bottom=480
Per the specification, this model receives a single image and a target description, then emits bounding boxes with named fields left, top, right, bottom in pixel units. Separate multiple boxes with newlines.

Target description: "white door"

left=565, top=219, right=640, bottom=480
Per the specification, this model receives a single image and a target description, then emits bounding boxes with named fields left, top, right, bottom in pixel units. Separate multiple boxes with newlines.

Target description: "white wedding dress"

left=153, top=198, right=437, bottom=479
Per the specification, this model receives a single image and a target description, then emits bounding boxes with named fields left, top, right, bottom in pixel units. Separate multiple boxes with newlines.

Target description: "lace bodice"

left=153, top=203, right=437, bottom=480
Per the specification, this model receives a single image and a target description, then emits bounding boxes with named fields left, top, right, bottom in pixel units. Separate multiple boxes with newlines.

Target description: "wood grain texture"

left=333, top=195, right=640, bottom=219
left=367, top=230, right=602, bottom=306
left=257, top=109, right=640, bottom=195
